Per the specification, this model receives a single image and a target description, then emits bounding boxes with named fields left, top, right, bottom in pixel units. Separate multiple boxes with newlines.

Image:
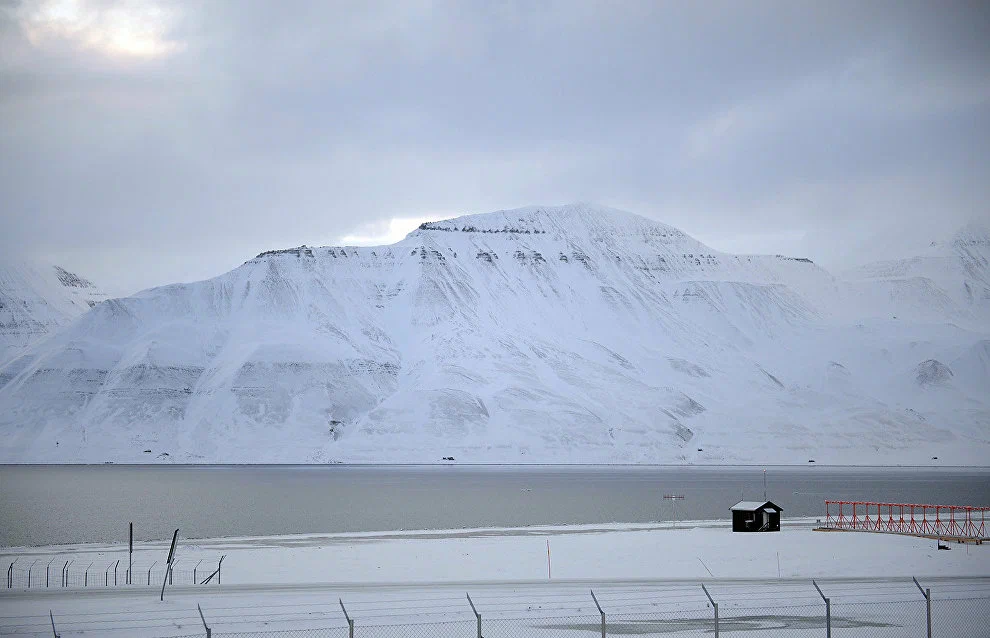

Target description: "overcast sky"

left=2, top=1, right=988, bottom=295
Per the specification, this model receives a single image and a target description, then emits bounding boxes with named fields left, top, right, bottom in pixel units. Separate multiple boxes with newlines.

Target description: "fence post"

left=85, top=562, right=93, bottom=587
left=702, top=584, right=718, bottom=638
left=467, top=593, right=482, bottom=638
left=198, top=557, right=224, bottom=586
left=61, top=561, right=69, bottom=588
left=162, top=528, right=179, bottom=601
left=113, top=560, right=119, bottom=586
left=339, top=598, right=354, bottom=638
left=197, top=603, right=212, bottom=638
left=29, top=560, right=37, bottom=589
left=813, top=580, right=830, bottom=638
left=48, top=557, right=56, bottom=588
left=913, top=577, right=932, bottom=638
left=49, top=610, right=60, bottom=638
left=149, top=561, right=157, bottom=586
left=6, top=560, right=12, bottom=588
left=161, top=564, right=172, bottom=601
left=591, top=589, right=606, bottom=638
left=195, top=559, right=202, bottom=585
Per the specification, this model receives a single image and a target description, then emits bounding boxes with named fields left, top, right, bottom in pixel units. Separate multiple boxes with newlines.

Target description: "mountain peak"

left=949, top=220, right=990, bottom=247
left=53, top=265, right=98, bottom=290
left=0, top=260, right=108, bottom=366
left=408, top=203, right=700, bottom=248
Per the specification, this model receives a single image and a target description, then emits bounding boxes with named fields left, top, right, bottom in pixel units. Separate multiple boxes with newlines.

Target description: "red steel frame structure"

left=823, top=501, right=989, bottom=540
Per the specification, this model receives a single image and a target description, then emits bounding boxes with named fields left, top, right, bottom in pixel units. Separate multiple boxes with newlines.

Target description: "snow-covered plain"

left=0, top=204, right=988, bottom=464
left=2, top=520, right=988, bottom=636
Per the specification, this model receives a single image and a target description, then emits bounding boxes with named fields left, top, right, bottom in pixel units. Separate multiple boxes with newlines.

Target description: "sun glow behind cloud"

left=22, top=0, right=183, bottom=59
left=337, top=216, right=439, bottom=247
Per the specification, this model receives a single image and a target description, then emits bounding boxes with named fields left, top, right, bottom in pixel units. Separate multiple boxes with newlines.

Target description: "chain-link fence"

left=3, top=556, right=224, bottom=590
left=172, top=589, right=989, bottom=638
left=214, top=630, right=350, bottom=638
left=8, top=579, right=987, bottom=637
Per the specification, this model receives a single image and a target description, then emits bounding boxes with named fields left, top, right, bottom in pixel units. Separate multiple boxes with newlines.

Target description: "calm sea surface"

left=1, top=465, right=987, bottom=547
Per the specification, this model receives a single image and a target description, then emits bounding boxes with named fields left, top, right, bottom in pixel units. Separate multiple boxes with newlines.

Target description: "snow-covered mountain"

left=842, top=221, right=990, bottom=325
left=0, top=205, right=987, bottom=464
left=0, top=261, right=108, bottom=367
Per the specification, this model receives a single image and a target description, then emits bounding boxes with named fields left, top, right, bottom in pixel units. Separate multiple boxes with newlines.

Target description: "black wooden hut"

left=730, top=500, right=783, bottom=532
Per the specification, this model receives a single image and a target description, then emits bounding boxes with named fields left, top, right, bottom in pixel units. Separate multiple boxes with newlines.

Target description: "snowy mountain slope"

left=841, top=222, right=990, bottom=326
left=0, top=261, right=108, bottom=369
left=0, top=205, right=986, bottom=464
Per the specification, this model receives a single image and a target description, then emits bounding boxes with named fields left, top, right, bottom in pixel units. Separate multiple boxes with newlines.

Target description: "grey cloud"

left=1, top=0, right=988, bottom=294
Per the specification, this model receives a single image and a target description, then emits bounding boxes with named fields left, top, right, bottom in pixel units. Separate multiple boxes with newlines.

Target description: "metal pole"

left=128, top=522, right=133, bottom=586
left=339, top=598, right=354, bottom=638
left=194, top=559, right=202, bottom=585
left=49, top=610, right=60, bottom=638
left=149, top=561, right=157, bottom=586
left=591, top=589, right=605, bottom=638
left=467, top=592, right=481, bottom=638
left=160, top=564, right=170, bottom=601
left=6, top=560, right=12, bottom=589
left=113, top=559, right=119, bottom=586
left=48, top=557, right=56, bottom=588
left=813, top=580, right=830, bottom=638
left=85, top=562, right=93, bottom=587
left=29, top=560, right=37, bottom=588
left=913, top=577, right=932, bottom=638
left=702, top=584, right=718, bottom=638
left=197, top=603, right=212, bottom=638
left=61, top=561, right=68, bottom=588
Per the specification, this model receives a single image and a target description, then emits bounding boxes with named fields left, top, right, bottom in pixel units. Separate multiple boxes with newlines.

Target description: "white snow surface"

left=0, top=261, right=108, bottom=368
left=2, top=521, right=989, bottom=636
left=0, top=204, right=988, bottom=464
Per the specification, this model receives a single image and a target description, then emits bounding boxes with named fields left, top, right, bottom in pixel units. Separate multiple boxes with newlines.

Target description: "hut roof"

left=730, top=500, right=783, bottom=512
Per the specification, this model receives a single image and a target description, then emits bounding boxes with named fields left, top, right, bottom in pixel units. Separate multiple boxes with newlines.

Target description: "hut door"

left=761, top=510, right=770, bottom=529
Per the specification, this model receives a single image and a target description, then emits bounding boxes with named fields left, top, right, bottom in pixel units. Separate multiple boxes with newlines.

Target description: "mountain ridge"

left=0, top=204, right=986, bottom=464
left=0, top=260, right=108, bottom=367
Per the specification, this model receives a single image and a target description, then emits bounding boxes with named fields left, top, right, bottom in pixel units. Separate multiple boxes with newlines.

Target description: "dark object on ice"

left=442, top=456, right=455, bottom=461
left=697, top=448, right=703, bottom=452
left=144, top=449, right=152, bottom=453
left=808, top=459, right=816, bottom=463
left=932, top=456, right=938, bottom=460
left=938, top=541, right=951, bottom=550
left=730, top=500, right=783, bottom=532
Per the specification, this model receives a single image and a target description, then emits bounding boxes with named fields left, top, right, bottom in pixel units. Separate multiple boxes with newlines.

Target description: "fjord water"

left=1, top=465, right=988, bottom=547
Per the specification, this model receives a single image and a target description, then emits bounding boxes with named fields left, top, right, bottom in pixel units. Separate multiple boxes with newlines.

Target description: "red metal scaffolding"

left=822, top=501, right=989, bottom=540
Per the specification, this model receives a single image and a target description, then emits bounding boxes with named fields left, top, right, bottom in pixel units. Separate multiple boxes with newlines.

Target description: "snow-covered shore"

left=3, top=519, right=988, bottom=637
left=4, top=518, right=987, bottom=586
